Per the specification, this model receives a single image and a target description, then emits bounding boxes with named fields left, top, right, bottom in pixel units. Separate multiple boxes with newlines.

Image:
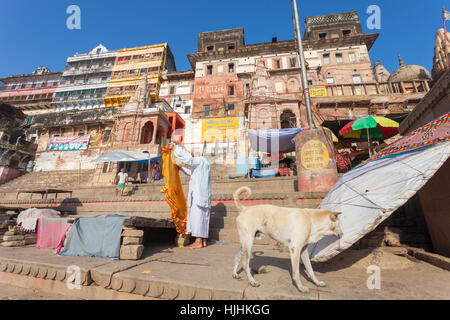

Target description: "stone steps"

left=0, top=170, right=96, bottom=191
left=0, top=169, right=330, bottom=245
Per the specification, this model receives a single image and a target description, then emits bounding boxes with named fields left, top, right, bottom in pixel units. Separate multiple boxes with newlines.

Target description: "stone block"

left=25, top=234, right=37, bottom=245
left=3, top=235, right=25, bottom=241
left=120, top=245, right=144, bottom=260
left=122, top=236, right=143, bottom=245
left=1, top=240, right=26, bottom=247
left=121, top=229, right=144, bottom=237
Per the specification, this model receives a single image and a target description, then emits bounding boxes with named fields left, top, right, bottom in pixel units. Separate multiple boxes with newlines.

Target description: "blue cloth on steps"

left=59, top=215, right=130, bottom=259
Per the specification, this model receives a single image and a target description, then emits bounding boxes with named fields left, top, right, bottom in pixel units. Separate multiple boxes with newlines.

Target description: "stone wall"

left=34, top=149, right=103, bottom=171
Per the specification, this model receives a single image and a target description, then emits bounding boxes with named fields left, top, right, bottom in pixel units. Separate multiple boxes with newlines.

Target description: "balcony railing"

left=105, top=90, right=139, bottom=97
left=53, top=93, right=105, bottom=102
left=312, top=80, right=430, bottom=98
left=115, top=56, right=162, bottom=65
left=105, top=87, right=159, bottom=98
left=110, top=71, right=160, bottom=81
left=58, top=79, right=110, bottom=87
left=63, top=65, right=113, bottom=75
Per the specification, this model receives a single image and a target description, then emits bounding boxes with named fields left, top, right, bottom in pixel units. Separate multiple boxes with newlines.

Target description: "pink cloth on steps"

left=36, top=218, right=72, bottom=249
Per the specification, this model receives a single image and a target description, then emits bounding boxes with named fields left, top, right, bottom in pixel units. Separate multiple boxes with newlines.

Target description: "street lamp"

left=291, top=0, right=314, bottom=128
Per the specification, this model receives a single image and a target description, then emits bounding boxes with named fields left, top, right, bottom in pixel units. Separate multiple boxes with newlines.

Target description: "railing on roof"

left=312, top=80, right=430, bottom=98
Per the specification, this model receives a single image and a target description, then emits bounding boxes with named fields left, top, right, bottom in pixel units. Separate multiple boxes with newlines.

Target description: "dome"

left=32, top=66, right=51, bottom=75
left=90, top=44, right=109, bottom=54
left=388, top=55, right=431, bottom=82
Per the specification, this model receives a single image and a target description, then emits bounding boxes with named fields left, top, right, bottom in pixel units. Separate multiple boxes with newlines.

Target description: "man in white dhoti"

left=168, top=142, right=211, bottom=249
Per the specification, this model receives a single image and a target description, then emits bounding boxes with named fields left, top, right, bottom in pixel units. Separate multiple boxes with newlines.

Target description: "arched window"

left=140, top=122, right=154, bottom=144
left=280, top=110, right=297, bottom=129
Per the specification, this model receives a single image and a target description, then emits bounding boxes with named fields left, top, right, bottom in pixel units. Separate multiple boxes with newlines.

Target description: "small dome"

left=90, top=44, right=108, bottom=54
left=388, top=55, right=431, bottom=82
left=32, top=66, right=51, bottom=75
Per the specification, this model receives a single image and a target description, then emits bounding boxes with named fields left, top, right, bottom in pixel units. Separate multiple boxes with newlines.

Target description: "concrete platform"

left=0, top=243, right=449, bottom=300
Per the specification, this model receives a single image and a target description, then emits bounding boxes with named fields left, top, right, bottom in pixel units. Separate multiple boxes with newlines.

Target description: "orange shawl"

left=160, top=146, right=187, bottom=235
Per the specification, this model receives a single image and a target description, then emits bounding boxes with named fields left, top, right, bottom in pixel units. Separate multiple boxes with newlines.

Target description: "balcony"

left=311, top=80, right=430, bottom=99
left=115, top=56, right=162, bottom=66
left=110, top=71, right=160, bottom=82
left=105, top=89, right=138, bottom=97
left=58, top=78, right=109, bottom=88
left=53, top=93, right=105, bottom=102
left=63, top=65, right=114, bottom=76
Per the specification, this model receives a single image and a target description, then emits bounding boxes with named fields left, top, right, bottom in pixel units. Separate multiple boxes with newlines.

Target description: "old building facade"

left=30, top=107, right=116, bottom=172
left=104, top=43, right=176, bottom=107
left=180, top=11, right=432, bottom=169
left=0, top=10, right=437, bottom=181
left=0, top=66, right=62, bottom=116
left=0, top=103, right=36, bottom=184
left=53, top=44, right=117, bottom=112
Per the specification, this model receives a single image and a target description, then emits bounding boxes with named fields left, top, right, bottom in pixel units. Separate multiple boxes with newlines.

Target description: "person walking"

left=116, top=168, right=128, bottom=197
left=168, top=142, right=211, bottom=249
left=151, top=162, right=161, bottom=183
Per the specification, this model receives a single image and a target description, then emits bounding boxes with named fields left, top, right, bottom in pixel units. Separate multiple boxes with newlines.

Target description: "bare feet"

left=186, top=238, right=203, bottom=249
left=186, top=243, right=203, bottom=249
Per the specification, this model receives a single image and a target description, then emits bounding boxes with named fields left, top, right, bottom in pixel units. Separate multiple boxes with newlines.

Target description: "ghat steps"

left=0, top=170, right=332, bottom=244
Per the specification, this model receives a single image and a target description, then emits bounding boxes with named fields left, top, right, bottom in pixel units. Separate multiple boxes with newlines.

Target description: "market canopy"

left=92, top=150, right=160, bottom=163
left=248, top=128, right=306, bottom=153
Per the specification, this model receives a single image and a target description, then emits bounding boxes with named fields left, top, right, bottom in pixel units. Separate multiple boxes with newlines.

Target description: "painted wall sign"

left=310, top=87, right=328, bottom=97
left=46, top=135, right=90, bottom=151
left=201, top=117, right=239, bottom=143
left=300, top=139, right=330, bottom=170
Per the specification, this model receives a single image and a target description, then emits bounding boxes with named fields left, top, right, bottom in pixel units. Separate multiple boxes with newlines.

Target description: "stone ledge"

left=407, top=247, right=450, bottom=271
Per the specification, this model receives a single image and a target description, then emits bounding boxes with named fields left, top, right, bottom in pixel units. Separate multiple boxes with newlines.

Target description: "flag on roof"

left=444, top=8, right=450, bottom=21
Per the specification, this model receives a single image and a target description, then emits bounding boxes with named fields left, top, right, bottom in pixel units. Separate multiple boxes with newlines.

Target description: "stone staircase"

left=0, top=174, right=328, bottom=245
left=0, top=170, right=96, bottom=192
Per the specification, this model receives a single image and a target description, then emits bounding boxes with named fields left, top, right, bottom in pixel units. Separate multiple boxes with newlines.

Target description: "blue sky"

left=0, top=0, right=447, bottom=78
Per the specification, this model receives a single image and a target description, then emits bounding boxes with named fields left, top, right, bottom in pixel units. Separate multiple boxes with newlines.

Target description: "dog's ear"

left=330, top=212, right=342, bottom=222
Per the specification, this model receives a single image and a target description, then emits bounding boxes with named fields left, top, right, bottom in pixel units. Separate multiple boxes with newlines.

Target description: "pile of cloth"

left=17, top=208, right=61, bottom=232
left=59, top=215, right=129, bottom=259
left=37, top=217, right=72, bottom=251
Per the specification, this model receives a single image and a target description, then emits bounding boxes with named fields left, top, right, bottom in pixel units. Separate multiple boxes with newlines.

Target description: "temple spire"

left=398, top=55, right=405, bottom=67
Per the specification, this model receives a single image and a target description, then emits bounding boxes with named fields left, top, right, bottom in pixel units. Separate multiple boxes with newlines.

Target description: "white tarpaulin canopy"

left=92, top=150, right=159, bottom=163
left=309, top=142, right=450, bottom=262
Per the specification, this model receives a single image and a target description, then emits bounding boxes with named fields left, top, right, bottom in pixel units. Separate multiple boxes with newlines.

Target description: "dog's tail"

left=233, top=186, right=252, bottom=212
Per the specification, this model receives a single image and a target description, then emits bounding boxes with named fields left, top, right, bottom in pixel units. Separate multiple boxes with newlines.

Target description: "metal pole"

left=291, top=0, right=314, bottom=128
left=444, top=7, right=449, bottom=69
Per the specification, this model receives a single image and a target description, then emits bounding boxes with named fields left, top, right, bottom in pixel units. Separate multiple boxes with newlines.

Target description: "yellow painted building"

left=104, top=43, right=176, bottom=107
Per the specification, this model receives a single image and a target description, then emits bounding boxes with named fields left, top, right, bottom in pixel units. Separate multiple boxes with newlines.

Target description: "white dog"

left=232, top=186, right=343, bottom=293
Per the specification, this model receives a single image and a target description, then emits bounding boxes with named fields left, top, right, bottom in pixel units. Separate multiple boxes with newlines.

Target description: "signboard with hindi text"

left=300, top=139, right=330, bottom=170
left=201, top=117, right=239, bottom=143
left=46, top=135, right=91, bottom=151
left=310, top=87, right=328, bottom=97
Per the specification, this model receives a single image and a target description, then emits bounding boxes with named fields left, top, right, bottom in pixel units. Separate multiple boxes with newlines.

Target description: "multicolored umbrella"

left=339, top=116, right=399, bottom=139
left=339, top=116, right=399, bottom=157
